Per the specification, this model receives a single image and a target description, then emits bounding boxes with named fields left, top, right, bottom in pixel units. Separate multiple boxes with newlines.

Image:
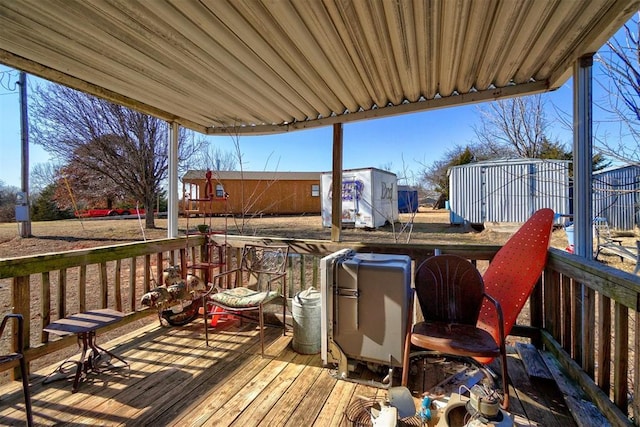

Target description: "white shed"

left=321, top=168, right=398, bottom=229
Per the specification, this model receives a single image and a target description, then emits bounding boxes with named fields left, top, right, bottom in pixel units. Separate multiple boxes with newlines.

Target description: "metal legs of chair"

left=18, top=349, right=34, bottom=426
left=1, top=314, right=33, bottom=426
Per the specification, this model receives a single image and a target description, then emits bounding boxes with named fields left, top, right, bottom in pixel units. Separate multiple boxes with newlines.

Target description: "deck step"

left=540, top=351, right=611, bottom=427
left=515, top=342, right=553, bottom=380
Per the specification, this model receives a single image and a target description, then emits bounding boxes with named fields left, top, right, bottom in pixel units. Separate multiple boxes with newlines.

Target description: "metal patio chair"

left=401, top=208, right=555, bottom=409
left=202, top=244, right=289, bottom=357
left=0, top=314, right=33, bottom=426
left=401, top=254, right=509, bottom=408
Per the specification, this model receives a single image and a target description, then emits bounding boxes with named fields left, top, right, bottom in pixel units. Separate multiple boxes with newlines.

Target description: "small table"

left=43, top=308, right=130, bottom=392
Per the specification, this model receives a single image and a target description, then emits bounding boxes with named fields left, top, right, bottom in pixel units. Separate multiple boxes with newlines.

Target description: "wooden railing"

left=0, top=236, right=207, bottom=371
left=0, top=236, right=638, bottom=425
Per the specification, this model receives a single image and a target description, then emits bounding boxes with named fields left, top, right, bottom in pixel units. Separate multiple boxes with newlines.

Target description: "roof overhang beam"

left=207, top=80, right=552, bottom=136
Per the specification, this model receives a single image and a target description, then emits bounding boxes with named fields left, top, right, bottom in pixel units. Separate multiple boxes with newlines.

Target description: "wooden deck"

left=0, top=319, right=579, bottom=426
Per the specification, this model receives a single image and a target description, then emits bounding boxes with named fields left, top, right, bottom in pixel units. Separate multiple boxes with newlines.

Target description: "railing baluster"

left=544, top=269, right=561, bottom=341
left=144, top=254, right=151, bottom=292
left=156, top=253, right=163, bottom=286
left=530, top=277, right=543, bottom=347
left=312, top=256, right=318, bottom=290
left=597, top=294, right=611, bottom=394
left=78, top=265, right=87, bottom=313
left=634, top=311, right=639, bottom=426
left=613, top=302, right=628, bottom=410
left=572, top=280, right=583, bottom=363
left=561, top=274, right=572, bottom=352
left=58, top=269, right=67, bottom=317
left=299, top=254, right=305, bottom=296
left=583, top=286, right=596, bottom=378
left=41, top=272, right=50, bottom=343
left=129, top=256, right=137, bottom=312
left=115, top=259, right=122, bottom=312
left=99, top=262, right=108, bottom=309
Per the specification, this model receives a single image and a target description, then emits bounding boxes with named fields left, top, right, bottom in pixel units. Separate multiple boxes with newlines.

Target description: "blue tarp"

left=398, top=189, right=418, bottom=213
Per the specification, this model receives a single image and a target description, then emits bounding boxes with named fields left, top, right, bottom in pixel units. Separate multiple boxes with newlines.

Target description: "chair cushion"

left=411, top=321, right=500, bottom=358
left=210, top=287, right=278, bottom=308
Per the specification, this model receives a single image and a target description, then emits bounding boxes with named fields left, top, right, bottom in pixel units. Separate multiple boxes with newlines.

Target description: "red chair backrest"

left=415, top=255, right=485, bottom=325
left=477, top=208, right=555, bottom=358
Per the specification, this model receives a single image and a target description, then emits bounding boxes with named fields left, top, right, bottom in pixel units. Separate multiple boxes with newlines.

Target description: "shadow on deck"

left=0, top=320, right=577, bottom=426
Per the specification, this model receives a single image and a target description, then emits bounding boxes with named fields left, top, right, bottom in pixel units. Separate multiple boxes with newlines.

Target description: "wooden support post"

left=331, top=123, right=343, bottom=242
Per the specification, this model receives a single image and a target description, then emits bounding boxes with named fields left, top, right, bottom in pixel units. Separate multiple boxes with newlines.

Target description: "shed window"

left=311, top=184, right=320, bottom=197
left=216, top=184, right=225, bottom=197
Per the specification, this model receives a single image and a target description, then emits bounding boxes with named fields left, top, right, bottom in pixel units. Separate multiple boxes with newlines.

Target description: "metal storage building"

left=593, top=165, right=640, bottom=231
left=448, top=159, right=570, bottom=225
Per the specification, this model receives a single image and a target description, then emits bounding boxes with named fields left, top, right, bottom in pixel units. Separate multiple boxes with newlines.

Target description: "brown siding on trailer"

left=182, top=173, right=321, bottom=216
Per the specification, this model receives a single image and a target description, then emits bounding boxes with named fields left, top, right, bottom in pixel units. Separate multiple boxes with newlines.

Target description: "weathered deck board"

left=0, top=320, right=583, bottom=426
left=506, top=351, right=577, bottom=426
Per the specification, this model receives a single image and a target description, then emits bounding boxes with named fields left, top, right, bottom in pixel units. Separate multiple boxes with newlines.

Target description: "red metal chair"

left=401, top=255, right=509, bottom=408
left=401, top=209, right=555, bottom=409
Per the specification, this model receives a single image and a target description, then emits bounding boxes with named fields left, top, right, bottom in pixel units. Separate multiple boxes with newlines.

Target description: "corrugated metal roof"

left=183, top=170, right=320, bottom=181
left=1, top=0, right=638, bottom=135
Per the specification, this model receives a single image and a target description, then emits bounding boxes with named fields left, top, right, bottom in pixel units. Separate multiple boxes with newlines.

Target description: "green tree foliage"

left=0, top=181, right=19, bottom=222
left=422, top=146, right=477, bottom=205
left=31, top=184, right=74, bottom=221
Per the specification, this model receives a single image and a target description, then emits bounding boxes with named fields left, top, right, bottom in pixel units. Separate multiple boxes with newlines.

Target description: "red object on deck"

left=476, top=208, right=555, bottom=364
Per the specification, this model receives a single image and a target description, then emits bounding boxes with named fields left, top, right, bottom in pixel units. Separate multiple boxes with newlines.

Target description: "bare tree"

left=189, top=141, right=237, bottom=171
left=473, top=95, right=554, bottom=158
left=30, top=162, right=60, bottom=195
left=596, top=13, right=640, bottom=163
left=30, top=83, right=202, bottom=228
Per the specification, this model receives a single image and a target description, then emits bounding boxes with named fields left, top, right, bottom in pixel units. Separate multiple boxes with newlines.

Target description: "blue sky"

left=0, top=62, right=593, bottom=190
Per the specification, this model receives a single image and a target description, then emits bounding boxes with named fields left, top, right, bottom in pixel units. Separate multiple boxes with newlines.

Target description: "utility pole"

left=16, top=71, right=31, bottom=238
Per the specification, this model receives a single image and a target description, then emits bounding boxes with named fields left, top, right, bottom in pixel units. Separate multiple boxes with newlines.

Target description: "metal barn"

left=448, top=159, right=570, bottom=225
left=593, top=165, right=640, bottom=231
